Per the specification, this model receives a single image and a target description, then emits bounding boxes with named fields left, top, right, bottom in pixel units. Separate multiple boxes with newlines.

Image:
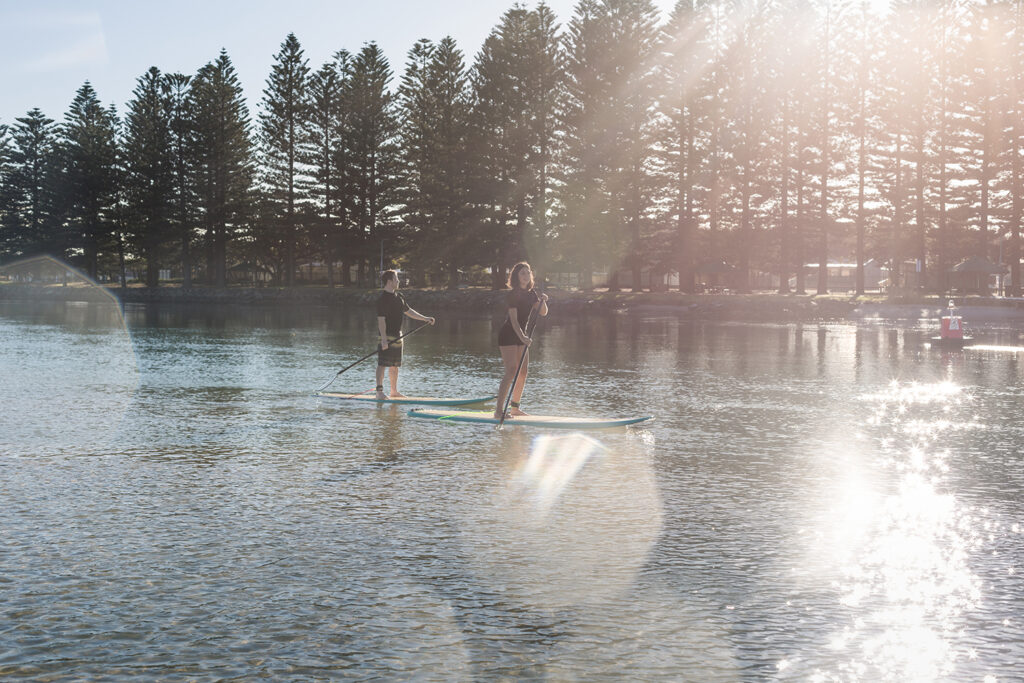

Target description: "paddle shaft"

left=316, top=319, right=431, bottom=393
left=497, top=301, right=541, bottom=430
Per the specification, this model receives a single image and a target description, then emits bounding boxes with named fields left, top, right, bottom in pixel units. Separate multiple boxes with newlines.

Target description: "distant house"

left=949, top=256, right=1006, bottom=294
left=695, top=260, right=735, bottom=292
left=598, top=268, right=680, bottom=290
left=228, top=262, right=271, bottom=285
left=795, top=260, right=885, bottom=292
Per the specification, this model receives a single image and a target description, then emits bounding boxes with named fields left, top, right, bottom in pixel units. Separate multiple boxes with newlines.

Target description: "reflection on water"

left=814, top=382, right=984, bottom=680
left=2, top=298, right=1024, bottom=680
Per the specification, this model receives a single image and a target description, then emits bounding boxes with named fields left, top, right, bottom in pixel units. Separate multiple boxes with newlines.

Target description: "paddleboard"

left=407, top=408, right=654, bottom=429
left=317, top=392, right=494, bottom=406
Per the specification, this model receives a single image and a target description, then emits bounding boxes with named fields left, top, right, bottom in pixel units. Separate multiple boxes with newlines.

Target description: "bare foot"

left=375, top=391, right=388, bottom=400
left=510, top=407, right=528, bottom=416
left=390, top=391, right=408, bottom=399
left=494, top=410, right=510, bottom=420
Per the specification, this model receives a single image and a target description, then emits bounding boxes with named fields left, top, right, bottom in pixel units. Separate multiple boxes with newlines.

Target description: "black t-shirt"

left=506, top=288, right=540, bottom=330
left=376, top=291, right=410, bottom=337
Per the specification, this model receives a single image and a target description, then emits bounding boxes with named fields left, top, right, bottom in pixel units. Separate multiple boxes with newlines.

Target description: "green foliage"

left=61, top=83, right=121, bottom=279
left=3, top=1, right=1024, bottom=293
left=471, top=4, right=563, bottom=286
left=191, top=51, right=254, bottom=287
left=164, top=72, right=199, bottom=288
left=1, top=110, right=62, bottom=262
left=347, top=43, right=401, bottom=286
left=301, top=52, right=352, bottom=287
left=259, top=33, right=310, bottom=286
left=399, top=36, right=475, bottom=288
left=123, top=67, right=175, bottom=286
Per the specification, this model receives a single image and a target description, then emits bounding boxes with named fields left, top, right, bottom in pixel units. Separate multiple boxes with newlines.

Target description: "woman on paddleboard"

left=494, top=262, right=548, bottom=419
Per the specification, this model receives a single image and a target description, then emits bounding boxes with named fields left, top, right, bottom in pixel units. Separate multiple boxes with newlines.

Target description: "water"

left=2, top=298, right=1023, bottom=681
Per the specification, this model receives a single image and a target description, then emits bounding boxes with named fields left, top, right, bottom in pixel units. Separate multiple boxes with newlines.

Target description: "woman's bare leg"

left=510, top=352, right=529, bottom=415
left=495, top=345, right=521, bottom=418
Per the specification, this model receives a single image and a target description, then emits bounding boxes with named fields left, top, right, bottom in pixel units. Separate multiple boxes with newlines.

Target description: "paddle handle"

left=316, top=319, right=432, bottom=393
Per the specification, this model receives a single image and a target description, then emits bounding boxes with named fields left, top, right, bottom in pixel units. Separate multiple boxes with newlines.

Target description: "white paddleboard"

left=317, top=392, right=494, bottom=406
left=407, top=408, right=653, bottom=429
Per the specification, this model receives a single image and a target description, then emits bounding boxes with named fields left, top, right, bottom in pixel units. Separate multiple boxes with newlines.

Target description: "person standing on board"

left=376, top=270, right=434, bottom=400
left=494, top=261, right=548, bottom=419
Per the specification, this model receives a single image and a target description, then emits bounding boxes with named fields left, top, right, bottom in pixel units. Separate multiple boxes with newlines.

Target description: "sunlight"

left=459, top=432, right=663, bottom=610
left=818, top=381, right=984, bottom=680
left=869, top=0, right=892, bottom=16
left=511, top=432, right=606, bottom=517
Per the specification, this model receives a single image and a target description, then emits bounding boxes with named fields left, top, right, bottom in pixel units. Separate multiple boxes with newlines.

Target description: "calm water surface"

left=2, top=298, right=1023, bottom=681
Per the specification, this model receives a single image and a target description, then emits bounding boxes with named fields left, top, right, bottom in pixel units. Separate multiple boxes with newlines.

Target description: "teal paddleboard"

left=317, top=392, right=494, bottom=406
left=407, top=408, right=654, bottom=429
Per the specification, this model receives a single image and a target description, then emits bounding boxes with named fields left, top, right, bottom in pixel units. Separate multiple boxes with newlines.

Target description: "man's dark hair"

left=381, top=270, right=398, bottom=286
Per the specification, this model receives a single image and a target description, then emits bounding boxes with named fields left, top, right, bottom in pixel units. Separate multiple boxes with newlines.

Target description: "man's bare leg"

left=389, top=366, right=407, bottom=398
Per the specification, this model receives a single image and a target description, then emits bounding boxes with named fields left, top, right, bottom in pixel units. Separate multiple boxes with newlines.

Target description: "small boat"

left=317, top=392, right=494, bottom=406
left=931, top=299, right=972, bottom=348
left=407, top=408, right=654, bottom=429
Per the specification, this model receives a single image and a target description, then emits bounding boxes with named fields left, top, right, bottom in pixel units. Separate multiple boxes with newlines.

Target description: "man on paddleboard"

left=376, top=270, right=434, bottom=400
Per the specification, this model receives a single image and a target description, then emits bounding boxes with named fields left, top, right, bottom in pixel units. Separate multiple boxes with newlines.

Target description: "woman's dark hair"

left=506, top=262, right=534, bottom=291
left=381, top=269, right=398, bottom=286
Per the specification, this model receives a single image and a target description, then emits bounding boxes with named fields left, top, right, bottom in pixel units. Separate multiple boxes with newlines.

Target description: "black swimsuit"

left=498, top=288, right=540, bottom=347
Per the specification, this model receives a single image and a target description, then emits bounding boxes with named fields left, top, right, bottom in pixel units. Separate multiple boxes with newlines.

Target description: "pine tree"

left=559, top=0, right=660, bottom=290
left=124, top=67, right=174, bottom=287
left=960, top=2, right=1008, bottom=262
left=848, top=1, right=878, bottom=294
left=347, top=42, right=400, bottom=286
left=397, top=38, right=437, bottom=286
left=527, top=4, right=563, bottom=283
left=471, top=4, right=563, bottom=287
left=1007, top=0, right=1024, bottom=294
left=164, top=72, right=199, bottom=288
left=260, top=33, right=310, bottom=287
left=62, top=82, right=120, bottom=280
left=0, top=122, right=12, bottom=260
left=1, top=110, right=61, bottom=261
left=765, top=1, right=816, bottom=293
left=726, top=1, right=777, bottom=293
left=191, top=51, right=254, bottom=287
left=302, top=52, right=350, bottom=287
left=605, top=0, right=662, bottom=290
left=399, top=36, right=473, bottom=289
left=660, top=0, right=705, bottom=293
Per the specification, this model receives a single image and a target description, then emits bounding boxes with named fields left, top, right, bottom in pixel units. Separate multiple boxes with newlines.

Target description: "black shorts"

left=377, top=339, right=403, bottom=367
left=498, top=323, right=524, bottom=347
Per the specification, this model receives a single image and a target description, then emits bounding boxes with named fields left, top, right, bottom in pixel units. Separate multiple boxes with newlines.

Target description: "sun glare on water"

left=812, top=381, right=986, bottom=680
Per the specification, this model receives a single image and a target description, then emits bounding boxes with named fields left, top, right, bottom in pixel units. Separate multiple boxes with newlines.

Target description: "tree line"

left=1, top=0, right=1022, bottom=294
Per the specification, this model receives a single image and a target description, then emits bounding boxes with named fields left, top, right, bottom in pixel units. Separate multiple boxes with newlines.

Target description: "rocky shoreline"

left=4, top=283, right=1024, bottom=323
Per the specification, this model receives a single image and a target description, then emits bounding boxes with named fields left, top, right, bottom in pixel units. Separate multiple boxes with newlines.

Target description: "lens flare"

left=510, top=432, right=606, bottom=517
left=459, top=431, right=663, bottom=610
left=0, top=255, right=139, bottom=456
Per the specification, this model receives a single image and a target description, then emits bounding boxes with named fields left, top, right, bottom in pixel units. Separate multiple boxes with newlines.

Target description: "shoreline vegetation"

left=3, top=3, right=1024, bottom=302
left=5, top=282, right=1024, bottom=323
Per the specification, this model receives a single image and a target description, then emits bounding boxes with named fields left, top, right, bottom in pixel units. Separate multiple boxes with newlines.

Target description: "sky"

left=0, top=0, right=677, bottom=127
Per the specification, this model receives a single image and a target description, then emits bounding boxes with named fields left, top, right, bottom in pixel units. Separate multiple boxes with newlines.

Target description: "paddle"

left=316, top=320, right=432, bottom=393
left=496, top=297, right=542, bottom=431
